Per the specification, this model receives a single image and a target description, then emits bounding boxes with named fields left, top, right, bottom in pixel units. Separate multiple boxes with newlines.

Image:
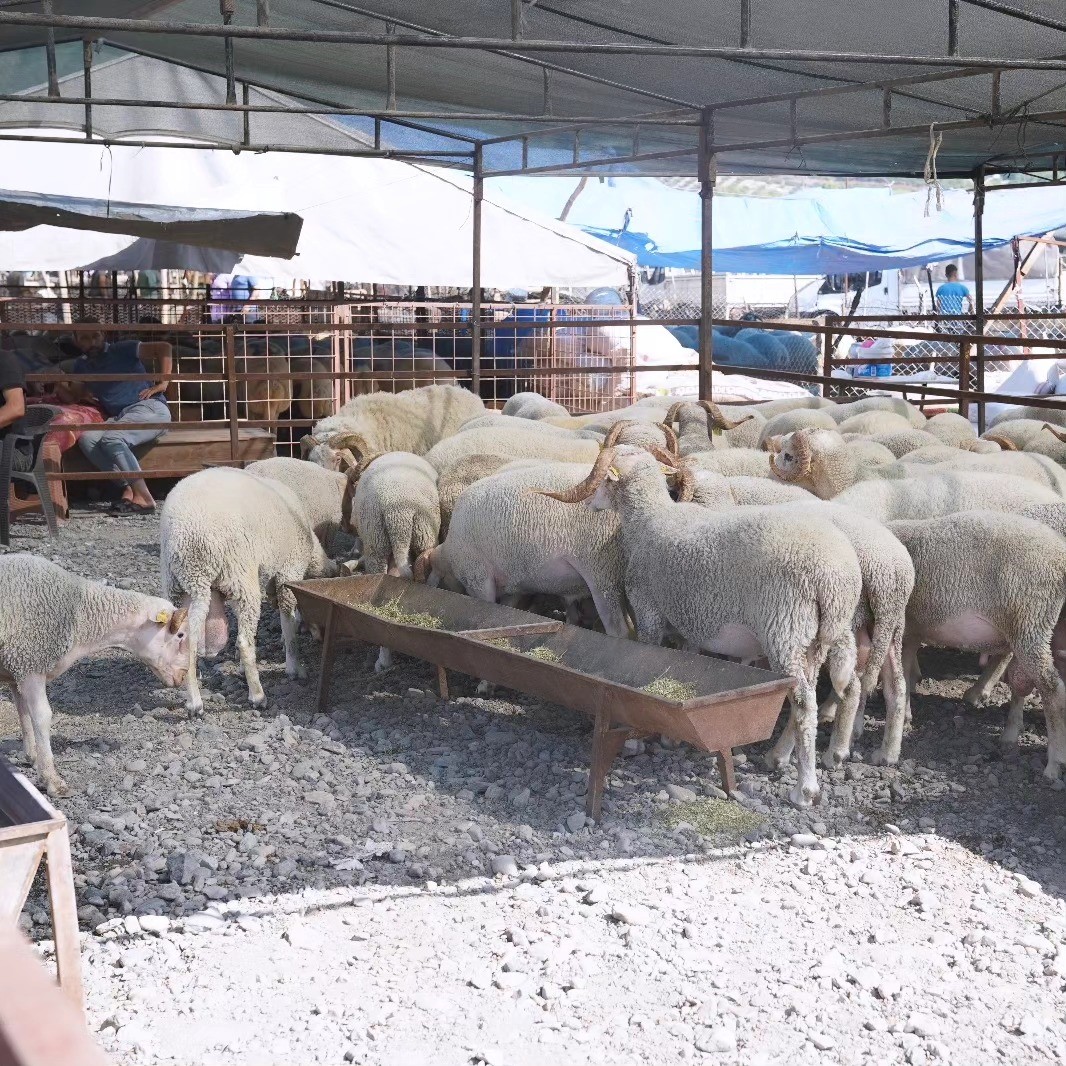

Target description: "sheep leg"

left=625, top=582, right=667, bottom=646
left=462, top=572, right=499, bottom=695
left=824, top=633, right=861, bottom=768
left=788, top=678, right=821, bottom=808
left=765, top=720, right=796, bottom=769
left=1012, top=640, right=1066, bottom=779
left=184, top=591, right=211, bottom=715
left=873, top=637, right=907, bottom=765
left=964, top=651, right=1012, bottom=707
left=1002, top=658, right=1033, bottom=752
left=278, top=587, right=306, bottom=681
left=15, top=690, right=36, bottom=764
left=850, top=625, right=875, bottom=740
left=363, top=557, right=396, bottom=673
left=20, top=675, right=67, bottom=797
left=233, top=583, right=266, bottom=708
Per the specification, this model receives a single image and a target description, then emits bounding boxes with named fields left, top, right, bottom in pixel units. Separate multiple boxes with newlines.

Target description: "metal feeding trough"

left=290, top=575, right=793, bottom=819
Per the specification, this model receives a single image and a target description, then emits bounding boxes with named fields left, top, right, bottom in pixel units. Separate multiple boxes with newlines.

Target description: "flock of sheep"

left=4, top=382, right=1066, bottom=810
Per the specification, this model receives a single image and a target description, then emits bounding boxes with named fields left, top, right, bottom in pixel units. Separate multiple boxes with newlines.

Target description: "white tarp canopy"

left=0, top=132, right=633, bottom=289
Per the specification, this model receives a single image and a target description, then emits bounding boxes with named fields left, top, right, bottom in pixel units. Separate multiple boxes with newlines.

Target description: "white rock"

left=790, top=833, right=824, bottom=849
left=491, top=855, right=520, bottom=877
left=666, top=783, right=699, bottom=803
left=122, top=916, right=141, bottom=936
left=1017, top=876, right=1042, bottom=898
left=905, top=1013, right=942, bottom=1038
left=183, top=912, right=226, bottom=934
left=695, top=1018, right=736, bottom=1054
left=138, top=916, right=170, bottom=936
left=809, top=1033, right=835, bottom=1051
left=565, top=812, right=586, bottom=833
left=611, top=904, right=650, bottom=927
left=283, top=923, right=324, bottom=950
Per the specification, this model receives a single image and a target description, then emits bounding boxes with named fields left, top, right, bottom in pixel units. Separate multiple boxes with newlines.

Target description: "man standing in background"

left=935, top=264, right=975, bottom=318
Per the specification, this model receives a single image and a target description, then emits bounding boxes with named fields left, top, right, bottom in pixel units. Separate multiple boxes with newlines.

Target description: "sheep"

left=437, top=453, right=517, bottom=536
left=681, top=480, right=913, bottom=767
left=502, top=392, right=570, bottom=420
left=160, top=468, right=340, bottom=714
left=541, top=446, right=864, bottom=806
left=1023, top=423, right=1066, bottom=465
left=835, top=411, right=916, bottom=437
left=833, top=471, right=1060, bottom=522
left=341, top=452, right=441, bottom=673
left=771, top=427, right=1066, bottom=499
left=980, top=419, right=1047, bottom=450
left=666, top=401, right=763, bottom=454
left=757, top=408, right=839, bottom=449
left=990, top=405, right=1066, bottom=430
left=925, top=411, right=978, bottom=447
left=245, top=456, right=347, bottom=549
left=457, top=413, right=575, bottom=437
left=302, top=384, right=485, bottom=469
left=889, top=511, right=1066, bottom=778
left=855, top=429, right=947, bottom=458
left=684, top=448, right=775, bottom=479
left=0, top=555, right=189, bottom=795
left=826, top=396, right=928, bottom=428
left=426, top=425, right=601, bottom=475
left=342, top=452, right=440, bottom=580
left=416, top=460, right=632, bottom=640
left=844, top=439, right=898, bottom=467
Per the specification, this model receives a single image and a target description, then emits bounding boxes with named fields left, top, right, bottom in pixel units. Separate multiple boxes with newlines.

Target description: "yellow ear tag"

left=154, top=610, right=170, bottom=624
left=607, top=466, right=620, bottom=480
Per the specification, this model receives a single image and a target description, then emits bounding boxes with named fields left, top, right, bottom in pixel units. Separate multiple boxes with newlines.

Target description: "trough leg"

left=586, top=709, right=633, bottom=822
left=316, top=604, right=338, bottom=715
left=436, top=665, right=450, bottom=703
left=45, top=824, right=84, bottom=1017
left=716, top=748, right=736, bottom=796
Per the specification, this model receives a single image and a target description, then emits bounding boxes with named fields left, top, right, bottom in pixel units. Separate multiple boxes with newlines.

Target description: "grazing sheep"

left=542, top=446, right=864, bottom=806
left=684, top=448, right=774, bottom=479
left=0, top=555, right=189, bottom=795
left=426, top=425, right=601, bottom=475
left=889, top=512, right=1066, bottom=778
left=245, top=456, right=347, bottom=549
left=302, top=384, right=485, bottom=469
left=687, top=471, right=813, bottom=509
left=437, top=453, right=517, bottom=536
left=418, top=460, right=631, bottom=639
left=457, top=413, right=575, bottom=437
left=502, top=392, right=571, bottom=420
left=160, top=468, right=340, bottom=714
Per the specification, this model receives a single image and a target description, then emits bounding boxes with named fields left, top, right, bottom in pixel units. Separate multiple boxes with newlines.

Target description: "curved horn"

left=645, top=443, right=681, bottom=470
left=981, top=433, right=1018, bottom=450
left=329, top=431, right=371, bottom=457
left=336, top=448, right=359, bottom=472
left=413, top=548, right=435, bottom=584
left=674, top=462, right=696, bottom=503
left=168, top=606, right=188, bottom=634
left=762, top=434, right=782, bottom=454
left=656, top=421, right=680, bottom=456
left=341, top=471, right=358, bottom=533
left=699, top=400, right=755, bottom=431
left=539, top=446, right=619, bottom=504
left=601, top=419, right=642, bottom=450
left=1041, top=423, right=1066, bottom=444
left=354, top=452, right=381, bottom=479
left=299, top=434, right=318, bottom=459
left=664, top=401, right=688, bottom=427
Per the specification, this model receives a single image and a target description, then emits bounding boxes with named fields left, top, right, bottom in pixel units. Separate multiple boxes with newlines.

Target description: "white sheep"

left=542, top=446, right=864, bottom=806
left=889, top=511, right=1066, bottom=778
left=925, top=411, right=979, bottom=447
left=302, top=384, right=485, bottom=469
left=160, top=468, right=340, bottom=713
left=684, top=448, right=774, bottom=479
left=245, top=456, right=347, bottom=548
left=501, top=392, right=571, bottom=420
left=687, top=471, right=813, bottom=508
left=835, top=411, right=916, bottom=437
left=425, top=424, right=601, bottom=475
left=757, top=408, right=839, bottom=449
left=826, top=396, right=928, bottom=428
left=666, top=401, right=763, bottom=454
left=0, top=555, right=189, bottom=795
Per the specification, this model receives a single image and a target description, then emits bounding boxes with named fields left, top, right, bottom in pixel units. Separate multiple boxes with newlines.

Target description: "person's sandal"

left=111, top=499, right=156, bottom=515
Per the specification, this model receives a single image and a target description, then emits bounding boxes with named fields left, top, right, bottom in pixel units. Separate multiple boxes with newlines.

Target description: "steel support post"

left=698, top=110, right=716, bottom=402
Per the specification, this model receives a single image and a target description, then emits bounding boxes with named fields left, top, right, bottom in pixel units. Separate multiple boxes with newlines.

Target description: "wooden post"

left=224, top=325, right=239, bottom=464
left=316, top=603, right=338, bottom=715
left=626, top=265, right=638, bottom=403
left=822, top=315, right=837, bottom=400
left=698, top=108, right=716, bottom=403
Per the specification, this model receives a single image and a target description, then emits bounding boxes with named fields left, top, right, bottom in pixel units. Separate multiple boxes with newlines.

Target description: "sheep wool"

left=0, top=554, right=175, bottom=683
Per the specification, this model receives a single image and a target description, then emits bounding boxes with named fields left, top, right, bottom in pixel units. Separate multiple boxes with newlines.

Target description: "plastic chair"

left=1, top=404, right=60, bottom=546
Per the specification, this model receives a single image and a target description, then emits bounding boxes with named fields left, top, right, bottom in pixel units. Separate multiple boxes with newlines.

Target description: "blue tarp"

left=489, top=178, right=1066, bottom=276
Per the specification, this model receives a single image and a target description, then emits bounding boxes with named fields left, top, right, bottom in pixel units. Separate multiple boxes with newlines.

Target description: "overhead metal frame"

left=1, top=2, right=1065, bottom=414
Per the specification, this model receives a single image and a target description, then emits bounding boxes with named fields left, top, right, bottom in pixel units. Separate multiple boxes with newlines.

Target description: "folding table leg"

left=316, top=604, right=338, bottom=715
left=716, top=748, right=737, bottom=796
left=45, top=825, right=84, bottom=1017
left=585, top=709, right=633, bottom=822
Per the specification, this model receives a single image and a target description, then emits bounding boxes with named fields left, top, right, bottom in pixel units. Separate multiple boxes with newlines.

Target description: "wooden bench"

left=11, top=428, right=276, bottom=523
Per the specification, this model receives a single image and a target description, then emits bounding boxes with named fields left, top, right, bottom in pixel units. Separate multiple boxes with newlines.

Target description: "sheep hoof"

left=476, top=679, right=495, bottom=697
left=1042, top=762, right=1063, bottom=783
left=44, top=776, right=70, bottom=798
left=285, top=663, right=307, bottom=681
left=788, top=783, right=820, bottom=808
left=248, top=693, right=267, bottom=708
left=763, top=750, right=790, bottom=772
left=869, top=748, right=896, bottom=767
left=185, top=700, right=204, bottom=717
left=821, top=749, right=847, bottom=770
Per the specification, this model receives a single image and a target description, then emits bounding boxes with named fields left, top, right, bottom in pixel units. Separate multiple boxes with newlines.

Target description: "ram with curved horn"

left=601, top=420, right=680, bottom=457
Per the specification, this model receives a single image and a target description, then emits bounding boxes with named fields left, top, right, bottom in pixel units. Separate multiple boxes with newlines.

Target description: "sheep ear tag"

left=711, top=426, right=722, bottom=436
left=154, top=609, right=170, bottom=625
left=606, top=466, right=620, bottom=481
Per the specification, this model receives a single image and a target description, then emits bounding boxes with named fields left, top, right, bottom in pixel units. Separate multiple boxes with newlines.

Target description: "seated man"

left=66, top=320, right=172, bottom=513
left=0, top=347, right=28, bottom=469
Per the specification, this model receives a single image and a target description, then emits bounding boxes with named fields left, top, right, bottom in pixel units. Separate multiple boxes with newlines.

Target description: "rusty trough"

left=290, top=575, right=793, bottom=820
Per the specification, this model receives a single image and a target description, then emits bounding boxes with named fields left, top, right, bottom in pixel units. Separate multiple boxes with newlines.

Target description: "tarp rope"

left=924, top=124, right=944, bottom=216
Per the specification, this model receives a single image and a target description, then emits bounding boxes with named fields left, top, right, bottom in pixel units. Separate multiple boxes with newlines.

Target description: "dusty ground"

left=3, top=508, right=1065, bottom=1065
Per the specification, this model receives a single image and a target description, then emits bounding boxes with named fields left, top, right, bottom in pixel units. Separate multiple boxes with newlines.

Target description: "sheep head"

left=600, top=418, right=679, bottom=456
left=1042, top=423, right=1066, bottom=444
left=769, top=429, right=814, bottom=483
left=698, top=400, right=755, bottom=435
left=978, top=433, right=1018, bottom=451
left=537, top=444, right=680, bottom=505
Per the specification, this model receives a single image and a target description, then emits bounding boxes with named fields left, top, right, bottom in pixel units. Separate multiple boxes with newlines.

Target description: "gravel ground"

left=3, top=508, right=1066, bottom=1065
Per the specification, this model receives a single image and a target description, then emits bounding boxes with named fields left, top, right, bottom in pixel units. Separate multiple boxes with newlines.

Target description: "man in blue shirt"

left=935, top=264, right=974, bottom=320
left=66, top=320, right=172, bottom=513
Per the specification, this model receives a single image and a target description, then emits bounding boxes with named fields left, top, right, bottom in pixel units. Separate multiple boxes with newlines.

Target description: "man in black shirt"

left=0, top=349, right=29, bottom=470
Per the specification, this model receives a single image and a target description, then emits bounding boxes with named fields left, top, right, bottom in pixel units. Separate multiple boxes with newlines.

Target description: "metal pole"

left=221, top=0, right=237, bottom=105
left=82, top=38, right=93, bottom=139
left=242, top=82, right=250, bottom=146
left=41, top=0, right=59, bottom=97
left=627, top=265, right=638, bottom=402
left=470, top=145, right=484, bottom=399
left=698, top=109, right=715, bottom=403
left=225, top=325, right=239, bottom=462
left=740, top=0, right=751, bottom=46
left=974, top=166, right=987, bottom=432
left=386, top=22, right=396, bottom=111
left=948, top=0, right=959, bottom=55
